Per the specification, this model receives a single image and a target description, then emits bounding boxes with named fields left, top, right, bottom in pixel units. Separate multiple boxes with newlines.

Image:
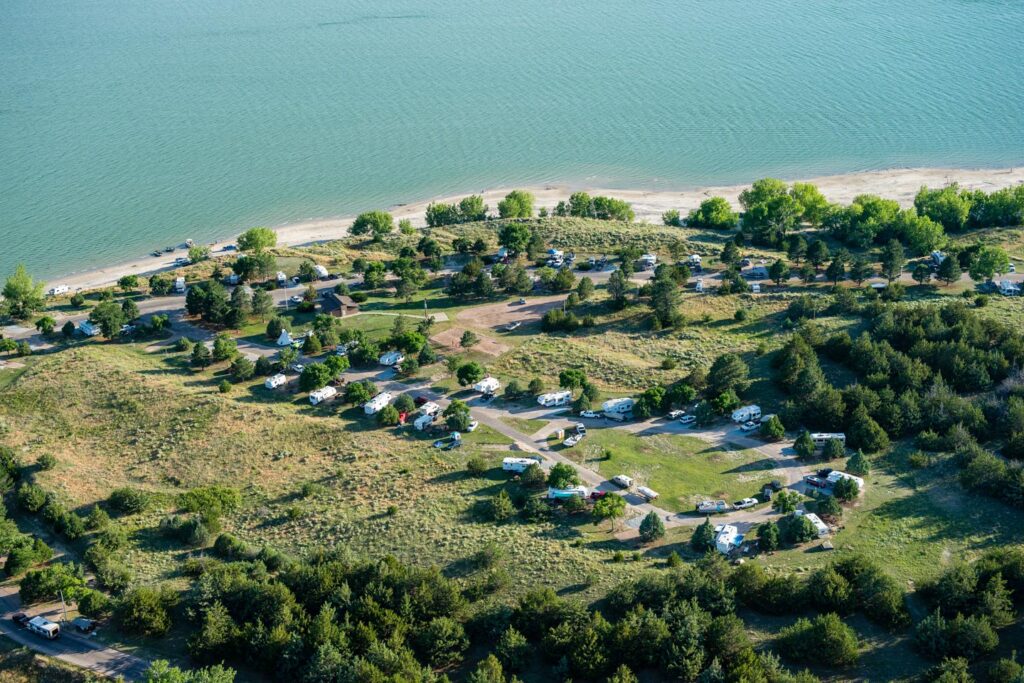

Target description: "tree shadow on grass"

left=722, top=458, right=780, bottom=474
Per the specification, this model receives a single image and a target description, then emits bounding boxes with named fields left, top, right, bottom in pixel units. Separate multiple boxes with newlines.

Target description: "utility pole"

left=59, top=590, right=69, bottom=624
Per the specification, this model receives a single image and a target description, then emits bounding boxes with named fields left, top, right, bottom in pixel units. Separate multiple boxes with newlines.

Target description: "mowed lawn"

left=575, top=430, right=779, bottom=512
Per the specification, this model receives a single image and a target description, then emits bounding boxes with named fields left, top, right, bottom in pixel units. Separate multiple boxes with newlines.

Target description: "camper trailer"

left=473, top=377, right=500, bottom=395
left=174, top=277, right=186, bottom=293
left=547, top=485, right=588, bottom=500
left=730, top=405, right=762, bottom=423
left=264, top=373, right=287, bottom=389
left=826, top=470, right=865, bottom=491
left=419, top=401, right=441, bottom=417
left=795, top=510, right=830, bottom=537
left=378, top=351, right=405, bottom=366
left=276, top=271, right=288, bottom=285
left=503, top=457, right=538, bottom=473
left=998, top=280, right=1021, bottom=296
left=688, top=254, right=703, bottom=272
left=639, top=254, right=657, bottom=270
left=48, top=285, right=70, bottom=297
left=602, top=397, right=635, bottom=415
left=612, top=475, right=634, bottom=489
left=414, top=413, right=435, bottom=431
left=537, top=390, right=572, bottom=407
left=695, top=278, right=704, bottom=293
left=78, top=320, right=100, bottom=337
left=810, top=432, right=846, bottom=448
left=636, top=486, right=659, bottom=502
left=715, top=524, right=744, bottom=555
left=309, top=386, right=337, bottom=405
left=363, top=392, right=393, bottom=415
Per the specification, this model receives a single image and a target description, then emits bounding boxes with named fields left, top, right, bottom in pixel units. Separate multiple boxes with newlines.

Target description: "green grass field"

left=572, top=430, right=778, bottom=513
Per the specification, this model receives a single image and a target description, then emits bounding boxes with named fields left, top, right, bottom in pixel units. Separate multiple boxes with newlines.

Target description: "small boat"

left=164, top=246, right=175, bottom=253
left=185, top=239, right=195, bottom=248
left=151, top=251, right=162, bottom=257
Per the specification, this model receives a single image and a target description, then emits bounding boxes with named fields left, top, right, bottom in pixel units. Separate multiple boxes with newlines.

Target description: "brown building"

left=322, top=292, right=360, bottom=318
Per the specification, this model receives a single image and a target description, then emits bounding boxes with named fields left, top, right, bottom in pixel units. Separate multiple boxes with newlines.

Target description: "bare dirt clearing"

left=431, top=327, right=510, bottom=357
left=455, top=295, right=566, bottom=330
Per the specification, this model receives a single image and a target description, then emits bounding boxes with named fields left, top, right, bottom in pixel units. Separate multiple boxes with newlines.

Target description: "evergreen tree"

left=691, top=518, right=716, bottom=552
left=639, top=511, right=666, bottom=543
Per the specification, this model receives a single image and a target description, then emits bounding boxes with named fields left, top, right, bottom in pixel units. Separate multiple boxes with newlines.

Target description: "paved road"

left=0, top=584, right=148, bottom=680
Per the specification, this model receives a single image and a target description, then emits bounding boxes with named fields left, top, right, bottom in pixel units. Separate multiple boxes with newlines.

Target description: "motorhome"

left=363, top=392, right=393, bottom=415
left=277, top=271, right=288, bottom=285
left=174, top=277, right=186, bottom=293
left=473, top=377, right=500, bottom=395
left=503, top=457, right=538, bottom=473
left=636, top=486, right=659, bottom=501
left=309, top=386, right=337, bottom=405
left=602, top=397, right=635, bottom=415
left=313, top=264, right=329, bottom=279
left=688, top=254, right=703, bottom=272
left=48, top=285, right=70, bottom=297
left=810, top=432, right=846, bottom=448
left=27, top=617, right=60, bottom=640
left=537, top=390, right=572, bottom=407
left=612, top=475, right=634, bottom=488
left=730, top=405, right=761, bottom=423
left=264, top=373, right=287, bottom=389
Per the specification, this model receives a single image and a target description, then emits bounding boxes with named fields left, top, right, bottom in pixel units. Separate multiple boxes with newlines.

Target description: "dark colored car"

left=11, top=612, right=29, bottom=627
left=590, top=491, right=608, bottom=500
left=414, top=396, right=429, bottom=406
left=768, top=480, right=783, bottom=491
left=803, top=475, right=827, bottom=488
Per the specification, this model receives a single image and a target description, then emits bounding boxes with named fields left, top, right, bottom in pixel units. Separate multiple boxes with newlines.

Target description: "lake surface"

left=2, top=0, right=1023, bottom=279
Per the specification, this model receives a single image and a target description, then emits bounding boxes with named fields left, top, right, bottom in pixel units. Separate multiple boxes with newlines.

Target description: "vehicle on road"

left=740, top=421, right=758, bottom=432
left=732, top=497, right=758, bottom=510
left=579, top=410, right=601, bottom=418
left=174, top=257, right=190, bottom=266
left=11, top=612, right=29, bottom=628
left=518, top=298, right=526, bottom=304
left=289, top=295, right=303, bottom=304
left=696, top=500, right=730, bottom=514
left=679, top=415, right=697, bottom=425
left=27, top=616, right=60, bottom=640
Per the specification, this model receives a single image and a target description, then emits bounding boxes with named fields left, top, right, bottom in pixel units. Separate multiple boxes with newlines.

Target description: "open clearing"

left=430, top=327, right=509, bottom=356
left=455, top=294, right=565, bottom=329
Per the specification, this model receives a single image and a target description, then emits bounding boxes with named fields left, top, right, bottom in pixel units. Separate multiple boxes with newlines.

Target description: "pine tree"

left=691, top=518, right=716, bottom=552
left=846, top=449, right=870, bottom=475
left=639, top=511, right=665, bottom=543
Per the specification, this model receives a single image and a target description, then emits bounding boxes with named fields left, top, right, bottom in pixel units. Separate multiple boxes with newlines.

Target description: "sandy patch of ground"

left=431, top=327, right=509, bottom=357
left=456, top=295, right=566, bottom=330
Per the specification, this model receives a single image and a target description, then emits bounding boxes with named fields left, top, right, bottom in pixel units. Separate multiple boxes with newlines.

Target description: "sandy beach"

left=53, top=167, right=1024, bottom=293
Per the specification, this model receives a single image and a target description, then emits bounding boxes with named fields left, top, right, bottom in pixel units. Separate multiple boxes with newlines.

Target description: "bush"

left=77, top=588, right=112, bottom=618
left=777, top=613, right=859, bottom=666
left=20, top=562, right=86, bottom=605
left=115, top=585, right=178, bottom=638
left=109, top=487, right=151, bottom=515
left=218, top=380, right=232, bottom=393
left=466, top=457, right=488, bottom=476
left=16, top=483, right=47, bottom=512
left=213, top=533, right=253, bottom=560
left=36, top=453, right=57, bottom=471
left=916, top=610, right=998, bottom=661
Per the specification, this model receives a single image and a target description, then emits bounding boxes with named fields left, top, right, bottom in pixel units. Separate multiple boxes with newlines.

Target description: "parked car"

left=289, top=363, right=305, bottom=373
left=506, top=321, right=522, bottom=331
left=518, top=298, right=526, bottom=304
left=740, top=421, right=758, bottom=432
left=414, top=396, right=429, bottom=406
left=11, top=612, right=29, bottom=627
left=443, top=440, right=462, bottom=451
left=590, top=491, right=608, bottom=500
left=579, top=410, right=601, bottom=418
left=466, top=420, right=479, bottom=432
left=733, top=497, right=758, bottom=510
left=679, top=415, right=697, bottom=425
left=289, top=295, right=303, bottom=304
left=151, top=250, right=163, bottom=257
left=804, top=475, right=828, bottom=488
left=668, top=409, right=686, bottom=419
left=768, top=480, right=784, bottom=491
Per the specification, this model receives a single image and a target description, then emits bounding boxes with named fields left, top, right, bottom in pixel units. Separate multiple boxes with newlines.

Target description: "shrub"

left=466, top=457, right=488, bottom=476
left=16, top=483, right=47, bottom=512
left=77, top=589, right=112, bottom=618
left=213, top=533, right=253, bottom=560
left=109, top=487, right=151, bottom=514
left=777, top=613, right=859, bottom=666
left=179, top=486, right=241, bottom=517
left=36, top=453, right=57, bottom=471
left=115, top=585, right=178, bottom=638
left=20, top=562, right=86, bottom=605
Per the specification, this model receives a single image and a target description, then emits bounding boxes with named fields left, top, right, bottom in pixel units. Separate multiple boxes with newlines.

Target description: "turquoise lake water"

left=2, top=0, right=1023, bottom=279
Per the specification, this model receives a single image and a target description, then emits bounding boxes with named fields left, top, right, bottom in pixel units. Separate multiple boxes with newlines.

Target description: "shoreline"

left=50, top=166, right=1024, bottom=293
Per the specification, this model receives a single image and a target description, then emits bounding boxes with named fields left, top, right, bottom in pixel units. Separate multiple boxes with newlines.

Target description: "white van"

left=27, top=616, right=60, bottom=640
